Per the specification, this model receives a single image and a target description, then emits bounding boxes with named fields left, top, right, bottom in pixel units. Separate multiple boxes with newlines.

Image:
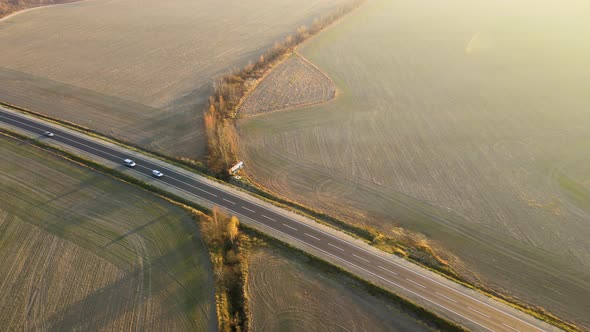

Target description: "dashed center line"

left=197, top=187, right=217, bottom=197
left=241, top=206, right=255, bottom=213
left=352, top=254, right=370, bottom=263
left=262, top=214, right=276, bottom=221
left=222, top=198, right=236, bottom=204
left=328, top=243, right=344, bottom=251
left=502, top=323, right=521, bottom=332
left=435, top=292, right=457, bottom=303
left=282, top=223, right=297, bottom=231
left=377, top=265, right=398, bottom=275
left=468, top=306, right=491, bottom=319
left=305, top=233, right=320, bottom=241
left=406, top=278, right=426, bottom=289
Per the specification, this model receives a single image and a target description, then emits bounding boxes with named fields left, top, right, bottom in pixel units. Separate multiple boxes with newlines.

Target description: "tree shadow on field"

left=34, top=173, right=105, bottom=209
left=103, top=214, right=169, bottom=248
left=36, top=238, right=215, bottom=332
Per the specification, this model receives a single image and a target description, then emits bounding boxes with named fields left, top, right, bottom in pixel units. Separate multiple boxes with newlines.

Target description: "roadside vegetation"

left=204, top=0, right=365, bottom=174
left=200, top=208, right=248, bottom=332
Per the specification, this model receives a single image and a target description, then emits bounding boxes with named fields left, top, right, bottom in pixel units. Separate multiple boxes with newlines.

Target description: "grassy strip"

left=204, top=0, right=366, bottom=174
left=199, top=209, right=248, bottom=332
left=239, top=226, right=467, bottom=332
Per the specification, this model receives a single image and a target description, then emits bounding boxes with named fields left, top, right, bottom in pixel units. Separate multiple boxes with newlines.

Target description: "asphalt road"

left=0, top=107, right=557, bottom=332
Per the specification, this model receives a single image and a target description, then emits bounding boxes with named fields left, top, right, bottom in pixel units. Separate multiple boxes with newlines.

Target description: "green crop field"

left=247, top=245, right=432, bottom=331
left=0, top=0, right=347, bottom=158
left=0, top=134, right=216, bottom=331
left=238, top=0, right=590, bottom=327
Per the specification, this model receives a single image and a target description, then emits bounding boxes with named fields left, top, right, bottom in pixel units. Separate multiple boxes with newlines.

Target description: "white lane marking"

left=406, top=278, right=426, bottom=289
left=262, top=214, right=276, bottom=221
left=328, top=243, right=344, bottom=251
left=435, top=292, right=457, bottom=303
left=0, top=111, right=537, bottom=332
left=502, top=323, right=521, bottom=332
left=0, top=114, right=225, bottom=200
left=236, top=224, right=497, bottom=332
left=468, top=306, right=492, bottom=319
left=378, top=265, right=398, bottom=275
left=282, top=224, right=297, bottom=231
left=305, top=233, right=320, bottom=241
left=241, top=206, right=255, bottom=213
left=222, top=198, right=236, bottom=205
left=352, top=254, right=370, bottom=263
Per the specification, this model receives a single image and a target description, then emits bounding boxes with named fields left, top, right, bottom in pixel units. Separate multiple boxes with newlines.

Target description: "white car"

left=152, top=170, right=163, bottom=178
left=44, top=131, right=55, bottom=137
left=123, top=159, right=136, bottom=167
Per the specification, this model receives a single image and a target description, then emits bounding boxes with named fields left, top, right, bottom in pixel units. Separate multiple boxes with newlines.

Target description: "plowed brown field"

left=0, top=135, right=216, bottom=331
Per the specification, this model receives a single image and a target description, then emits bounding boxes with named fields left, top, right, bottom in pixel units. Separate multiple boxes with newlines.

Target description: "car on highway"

left=44, top=131, right=55, bottom=137
left=123, top=158, right=136, bottom=167
left=152, top=170, right=163, bottom=178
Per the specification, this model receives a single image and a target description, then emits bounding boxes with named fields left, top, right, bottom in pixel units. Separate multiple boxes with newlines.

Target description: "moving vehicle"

left=152, top=170, right=163, bottom=178
left=123, top=159, right=136, bottom=167
left=44, top=131, right=55, bottom=137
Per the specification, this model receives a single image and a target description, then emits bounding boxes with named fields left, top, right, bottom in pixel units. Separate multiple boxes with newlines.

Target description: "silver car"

left=123, top=159, right=136, bottom=167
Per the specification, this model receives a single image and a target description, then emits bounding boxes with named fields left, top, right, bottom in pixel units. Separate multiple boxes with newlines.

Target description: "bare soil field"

left=238, top=54, right=335, bottom=117
left=0, top=0, right=347, bottom=158
left=0, top=135, right=216, bottom=331
left=238, top=0, right=590, bottom=327
left=247, top=245, right=432, bottom=332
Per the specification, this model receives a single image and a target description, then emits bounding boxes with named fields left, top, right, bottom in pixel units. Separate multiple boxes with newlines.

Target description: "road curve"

left=0, top=106, right=560, bottom=332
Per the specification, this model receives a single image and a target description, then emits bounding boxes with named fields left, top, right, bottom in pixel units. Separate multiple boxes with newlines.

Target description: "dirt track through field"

left=0, top=135, right=216, bottom=331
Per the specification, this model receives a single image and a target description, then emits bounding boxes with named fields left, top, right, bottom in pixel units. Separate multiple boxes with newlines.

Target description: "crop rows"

left=0, top=136, right=216, bottom=330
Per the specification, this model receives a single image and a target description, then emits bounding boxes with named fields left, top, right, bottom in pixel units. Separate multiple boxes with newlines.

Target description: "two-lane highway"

left=0, top=106, right=559, bottom=332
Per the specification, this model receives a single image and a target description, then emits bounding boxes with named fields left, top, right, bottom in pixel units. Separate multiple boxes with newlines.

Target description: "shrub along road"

left=0, top=106, right=560, bottom=332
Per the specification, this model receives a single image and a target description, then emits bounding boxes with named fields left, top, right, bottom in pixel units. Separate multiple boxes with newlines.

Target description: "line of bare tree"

left=204, top=0, right=366, bottom=176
